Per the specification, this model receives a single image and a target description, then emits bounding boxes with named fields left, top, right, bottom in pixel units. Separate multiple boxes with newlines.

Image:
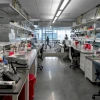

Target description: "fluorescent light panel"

left=52, top=0, right=70, bottom=24
left=56, top=11, right=62, bottom=16
left=50, top=26, right=52, bottom=28
left=60, top=0, right=69, bottom=10
left=53, top=20, right=55, bottom=23
left=54, top=17, right=58, bottom=21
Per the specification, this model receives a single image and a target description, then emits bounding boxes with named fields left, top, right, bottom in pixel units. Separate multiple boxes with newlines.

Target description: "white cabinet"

left=80, top=53, right=92, bottom=72
left=85, top=59, right=95, bottom=82
left=80, top=53, right=84, bottom=71
left=35, top=57, right=37, bottom=77
left=69, top=47, right=72, bottom=62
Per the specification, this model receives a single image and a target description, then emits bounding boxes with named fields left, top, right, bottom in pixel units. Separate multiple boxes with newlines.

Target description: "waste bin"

left=29, top=74, right=36, bottom=100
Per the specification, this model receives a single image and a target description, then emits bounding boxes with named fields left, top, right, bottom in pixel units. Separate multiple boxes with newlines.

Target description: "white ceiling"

left=59, top=0, right=100, bottom=21
left=18, top=0, right=61, bottom=21
left=18, top=0, right=100, bottom=26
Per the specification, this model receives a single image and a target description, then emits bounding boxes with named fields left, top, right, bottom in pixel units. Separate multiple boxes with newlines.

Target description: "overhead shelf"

left=72, top=18, right=100, bottom=30
left=0, top=3, right=27, bottom=22
left=0, top=41, right=17, bottom=47
left=79, top=28, right=100, bottom=33
left=10, top=22, right=33, bottom=32
left=72, top=20, right=95, bottom=29
left=0, top=22, right=34, bottom=32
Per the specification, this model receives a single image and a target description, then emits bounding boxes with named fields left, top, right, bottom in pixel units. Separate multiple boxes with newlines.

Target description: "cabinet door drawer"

left=87, top=73, right=92, bottom=81
left=86, top=59, right=92, bottom=69
left=80, top=65, right=84, bottom=71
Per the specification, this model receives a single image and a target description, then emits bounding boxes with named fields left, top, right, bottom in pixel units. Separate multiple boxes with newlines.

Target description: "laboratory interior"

left=1, top=0, right=100, bottom=100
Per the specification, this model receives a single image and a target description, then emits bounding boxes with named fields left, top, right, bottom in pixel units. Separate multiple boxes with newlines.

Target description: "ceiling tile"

left=18, top=0, right=100, bottom=24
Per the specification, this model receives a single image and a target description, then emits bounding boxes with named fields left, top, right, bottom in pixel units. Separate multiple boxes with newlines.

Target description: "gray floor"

left=34, top=57, right=100, bottom=100
left=44, top=47, right=57, bottom=53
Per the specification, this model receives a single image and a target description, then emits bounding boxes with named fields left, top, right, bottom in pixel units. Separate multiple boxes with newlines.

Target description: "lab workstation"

left=1, top=0, right=100, bottom=100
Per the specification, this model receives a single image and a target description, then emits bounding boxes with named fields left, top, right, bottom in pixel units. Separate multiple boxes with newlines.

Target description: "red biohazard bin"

left=29, top=74, right=36, bottom=100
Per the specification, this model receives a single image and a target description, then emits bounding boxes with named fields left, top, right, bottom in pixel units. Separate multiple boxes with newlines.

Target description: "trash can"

left=29, top=74, right=36, bottom=100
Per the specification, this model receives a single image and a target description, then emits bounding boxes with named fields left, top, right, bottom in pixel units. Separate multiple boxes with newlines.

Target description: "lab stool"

left=69, top=52, right=80, bottom=70
left=63, top=47, right=69, bottom=61
left=38, top=44, right=44, bottom=70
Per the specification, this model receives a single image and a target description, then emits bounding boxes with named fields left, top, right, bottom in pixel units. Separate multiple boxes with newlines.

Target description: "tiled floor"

left=34, top=57, right=100, bottom=100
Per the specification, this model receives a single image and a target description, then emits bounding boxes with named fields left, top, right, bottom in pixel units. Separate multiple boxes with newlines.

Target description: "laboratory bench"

left=58, top=44, right=64, bottom=53
left=73, top=47, right=94, bottom=72
left=85, top=57, right=100, bottom=82
left=0, top=46, right=42, bottom=100
left=0, top=70, right=29, bottom=94
left=65, top=42, right=100, bottom=83
left=67, top=44, right=94, bottom=71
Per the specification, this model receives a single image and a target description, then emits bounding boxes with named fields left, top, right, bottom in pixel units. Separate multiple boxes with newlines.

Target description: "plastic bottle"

left=25, top=44, right=27, bottom=52
left=3, top=60, right=9, bottom=72
left=94, top=50, right=96, bottom=56
left=91, top=45, right=93, bottom=51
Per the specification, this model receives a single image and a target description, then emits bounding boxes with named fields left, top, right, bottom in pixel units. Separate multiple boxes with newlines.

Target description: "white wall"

left=57, top=28, right=71, bottom=40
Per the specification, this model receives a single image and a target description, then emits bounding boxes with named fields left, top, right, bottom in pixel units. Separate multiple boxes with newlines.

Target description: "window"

left=42, top=33, right=57, bottom=40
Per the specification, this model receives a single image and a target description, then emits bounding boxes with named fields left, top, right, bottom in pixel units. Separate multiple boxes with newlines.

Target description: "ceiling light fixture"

left=54, top=17, right=58, bottom=21
left=56, top=11, right=62, bottom=17
left=52, top=0, right=71, bottom=24
left=50, top=26, right=52, bottom=28
left=53, top=20, right=55, bottom=23
left=60, top=0, right=69, bottom=10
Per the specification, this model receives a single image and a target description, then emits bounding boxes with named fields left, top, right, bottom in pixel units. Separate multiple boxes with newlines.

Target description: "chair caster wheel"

left=40, top=66, right=43, bottom=68
left=40, top=67, right=43, bottom=70
left=92, top=96, right=95, bottom=99
left=40, top=68, right=42, bottom=70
